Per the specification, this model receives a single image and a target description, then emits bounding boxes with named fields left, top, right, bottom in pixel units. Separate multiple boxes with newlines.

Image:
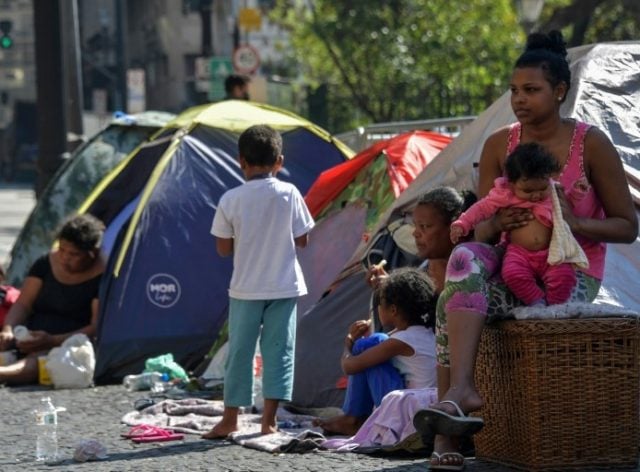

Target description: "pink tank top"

left=506, top=121, right=606, bottom=280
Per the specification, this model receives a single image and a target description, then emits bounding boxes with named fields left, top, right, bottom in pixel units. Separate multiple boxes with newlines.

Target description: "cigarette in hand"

left=374, top=259, right=387, bottom=270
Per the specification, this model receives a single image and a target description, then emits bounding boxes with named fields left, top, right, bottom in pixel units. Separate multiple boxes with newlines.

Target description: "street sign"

left=195, top=56, right=212, bottom=93
left=232, top=44, right=260, bottom=75
left=238, top=8, right=261, bottom=32
left=195, top=57, right=211, bottom=81
left=208, top=56, right=233, bottom=101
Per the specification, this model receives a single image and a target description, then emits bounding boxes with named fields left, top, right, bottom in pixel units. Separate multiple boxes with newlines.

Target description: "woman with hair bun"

left=416, top=30, right=638, bottom=470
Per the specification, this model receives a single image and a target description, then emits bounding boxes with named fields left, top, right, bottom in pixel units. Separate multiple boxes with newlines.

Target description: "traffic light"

left=0, top=20, right=13, bottom=50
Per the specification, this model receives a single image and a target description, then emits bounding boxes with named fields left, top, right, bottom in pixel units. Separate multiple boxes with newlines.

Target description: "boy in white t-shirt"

left=203, top=125, right=314, bottom=438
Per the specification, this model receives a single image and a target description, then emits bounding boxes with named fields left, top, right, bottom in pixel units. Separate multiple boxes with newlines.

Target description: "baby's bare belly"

left=510, top=219, right=552, bottom=251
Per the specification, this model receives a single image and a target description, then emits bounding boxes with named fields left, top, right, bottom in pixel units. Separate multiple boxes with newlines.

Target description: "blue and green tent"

left=83, top=100, right=353, bottom=383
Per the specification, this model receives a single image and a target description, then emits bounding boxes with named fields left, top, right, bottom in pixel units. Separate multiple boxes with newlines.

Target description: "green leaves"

left=272, top=0, right=521, bottom=129
left=271, top=0, right=639, bottom=131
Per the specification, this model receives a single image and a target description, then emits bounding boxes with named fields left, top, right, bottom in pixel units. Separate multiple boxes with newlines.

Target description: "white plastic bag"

left=46, top=334, right=95, bottom=389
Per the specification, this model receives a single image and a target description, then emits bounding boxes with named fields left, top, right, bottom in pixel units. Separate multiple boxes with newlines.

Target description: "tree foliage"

left=271, top=0, right=639, bottom=132
left=540, top=0, right=640, bottom=46
left=271, top=0, right=522, bottom=131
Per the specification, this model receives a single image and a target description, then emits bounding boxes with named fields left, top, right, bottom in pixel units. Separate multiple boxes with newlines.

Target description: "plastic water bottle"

left=35, top=397, right=58, bottom=462
left=122, top=372, right=167, bottom=391
left=13, top=325, right=32, bottom=342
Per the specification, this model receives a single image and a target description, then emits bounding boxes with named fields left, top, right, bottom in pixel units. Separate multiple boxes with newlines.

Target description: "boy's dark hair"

left=505, top=142, right=560, bottom=182
left=416, top=186, right=477, bottom=223
left=224, top=74, right=249, bottom=95
left=57, top=214, right=105, bottom=252
left=515, top=30, right=571, bottom=102
left=376, top=267, right=437, bottom=329
left=238, top=125, right=282, bottom=167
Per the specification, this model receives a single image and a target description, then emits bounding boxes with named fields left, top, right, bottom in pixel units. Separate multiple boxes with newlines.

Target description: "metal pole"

left=114, top=0, right=127, bottom=112
left=33, top=0, right=66, bottom=197
left=200, top=0, right=213, bottom=56
left=60, top=0, right=84, bottom=151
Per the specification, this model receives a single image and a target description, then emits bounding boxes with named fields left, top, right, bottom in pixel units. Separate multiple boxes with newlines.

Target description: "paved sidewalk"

left=0, top=182, right=637, bottom=471
left=0, top=384, right=494, bottom=472
left=0, top=183, right=35, bottom=270
left=2, top=384, right=638, bottom=472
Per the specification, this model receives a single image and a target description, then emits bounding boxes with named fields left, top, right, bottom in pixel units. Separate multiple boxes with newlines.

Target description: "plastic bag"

left=143, top=353, right=188, bottom=380
left=46, top=334, right=95, bottom=389
left=73, top=439, right=108, bottom=462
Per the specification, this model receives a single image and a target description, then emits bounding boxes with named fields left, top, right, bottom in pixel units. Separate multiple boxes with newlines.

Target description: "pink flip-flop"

left=131, top=430, right=184, bottom=443
left=121, top=424, right=162, bottom=439
left=122, top=424, right=184, bottom=442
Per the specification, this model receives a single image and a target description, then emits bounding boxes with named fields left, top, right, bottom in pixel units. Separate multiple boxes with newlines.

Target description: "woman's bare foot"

left=429, top=434, right=466, bottom=468
left=312, top=414, right=363, bottom=436
left=433, top=386, right=484, bottom=416
left=201, top=420, right=238, bottom=440
left=433, top=434, right=458, bottom=456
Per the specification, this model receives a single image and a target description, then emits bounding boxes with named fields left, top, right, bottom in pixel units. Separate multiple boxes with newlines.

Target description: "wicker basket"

left=474, top=317, right=640, bottom=471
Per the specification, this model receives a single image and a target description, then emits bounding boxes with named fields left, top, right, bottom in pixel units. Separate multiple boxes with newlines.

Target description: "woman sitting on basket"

left=414, top=30, right=638, bottom=471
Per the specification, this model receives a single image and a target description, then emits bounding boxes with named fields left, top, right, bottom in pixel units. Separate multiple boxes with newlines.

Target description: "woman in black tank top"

left=0, top=214, right=105, bottom=385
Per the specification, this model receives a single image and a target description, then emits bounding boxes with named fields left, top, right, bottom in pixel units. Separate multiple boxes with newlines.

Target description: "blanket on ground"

left=321, top=388, right=438, bottom=453
left=120, top=398, right=324, bottom=453
left=121, top=391, right=438, bottom=454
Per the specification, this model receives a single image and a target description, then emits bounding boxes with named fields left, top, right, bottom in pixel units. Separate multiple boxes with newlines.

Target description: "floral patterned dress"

left=434, top=121, right=603, bottom=366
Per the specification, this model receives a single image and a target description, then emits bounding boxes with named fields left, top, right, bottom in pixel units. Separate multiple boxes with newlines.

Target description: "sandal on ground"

left=133, top=398, right=156, bottom=411
left=429, top=451, right=465, bottom=471
left=414, top=400, right=484, bottom=437
left=122, top=424, right=183, bottom=442
left=121, top=424, right=163, bottom=439
left=131, top=427, right=184, bottom=443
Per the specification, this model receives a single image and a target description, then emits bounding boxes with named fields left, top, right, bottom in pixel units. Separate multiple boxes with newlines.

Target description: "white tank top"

left=391, top=325, right=437, bottom=389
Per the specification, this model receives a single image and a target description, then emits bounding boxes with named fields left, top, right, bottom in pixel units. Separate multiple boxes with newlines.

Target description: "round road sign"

left=233, top=44, right=260, bottom=75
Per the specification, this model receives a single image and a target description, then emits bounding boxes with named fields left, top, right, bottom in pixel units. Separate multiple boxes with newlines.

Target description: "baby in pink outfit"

left=451, top=142, right=575, bottom=306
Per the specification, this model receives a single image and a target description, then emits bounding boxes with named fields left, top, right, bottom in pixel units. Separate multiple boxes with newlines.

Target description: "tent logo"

left=147, top=273, right=181, bottom=308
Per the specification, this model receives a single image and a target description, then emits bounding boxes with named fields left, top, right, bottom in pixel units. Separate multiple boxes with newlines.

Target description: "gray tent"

left=4, top=111, right=174, bottom=285
left=292, top=41, right=640, bottom=408
left=371, top=41, right=640, bottom=309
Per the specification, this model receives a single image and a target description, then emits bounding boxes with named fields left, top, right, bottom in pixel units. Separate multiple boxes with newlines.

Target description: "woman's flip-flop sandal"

left=414, top=400, right=484, bottom=437
left=429, top=451, right=465, bottom=471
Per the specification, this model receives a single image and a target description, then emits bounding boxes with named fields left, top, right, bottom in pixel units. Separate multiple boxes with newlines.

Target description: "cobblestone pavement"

left=0, top=384, right=523, bottom=472
left=1, top=187, right=638, bottom=472
left=0, top=183, right=34, bottom=267
left=3, top=384, right=639, bottom=472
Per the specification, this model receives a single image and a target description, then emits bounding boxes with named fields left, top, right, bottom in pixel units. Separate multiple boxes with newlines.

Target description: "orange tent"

left=305, top=130, right=452, bottom=218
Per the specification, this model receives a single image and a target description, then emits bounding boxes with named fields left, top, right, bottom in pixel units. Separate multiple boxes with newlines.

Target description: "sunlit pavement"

left=0, top=183, right=35, bottom=269
left=0, top=184, right=636, bottom=471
